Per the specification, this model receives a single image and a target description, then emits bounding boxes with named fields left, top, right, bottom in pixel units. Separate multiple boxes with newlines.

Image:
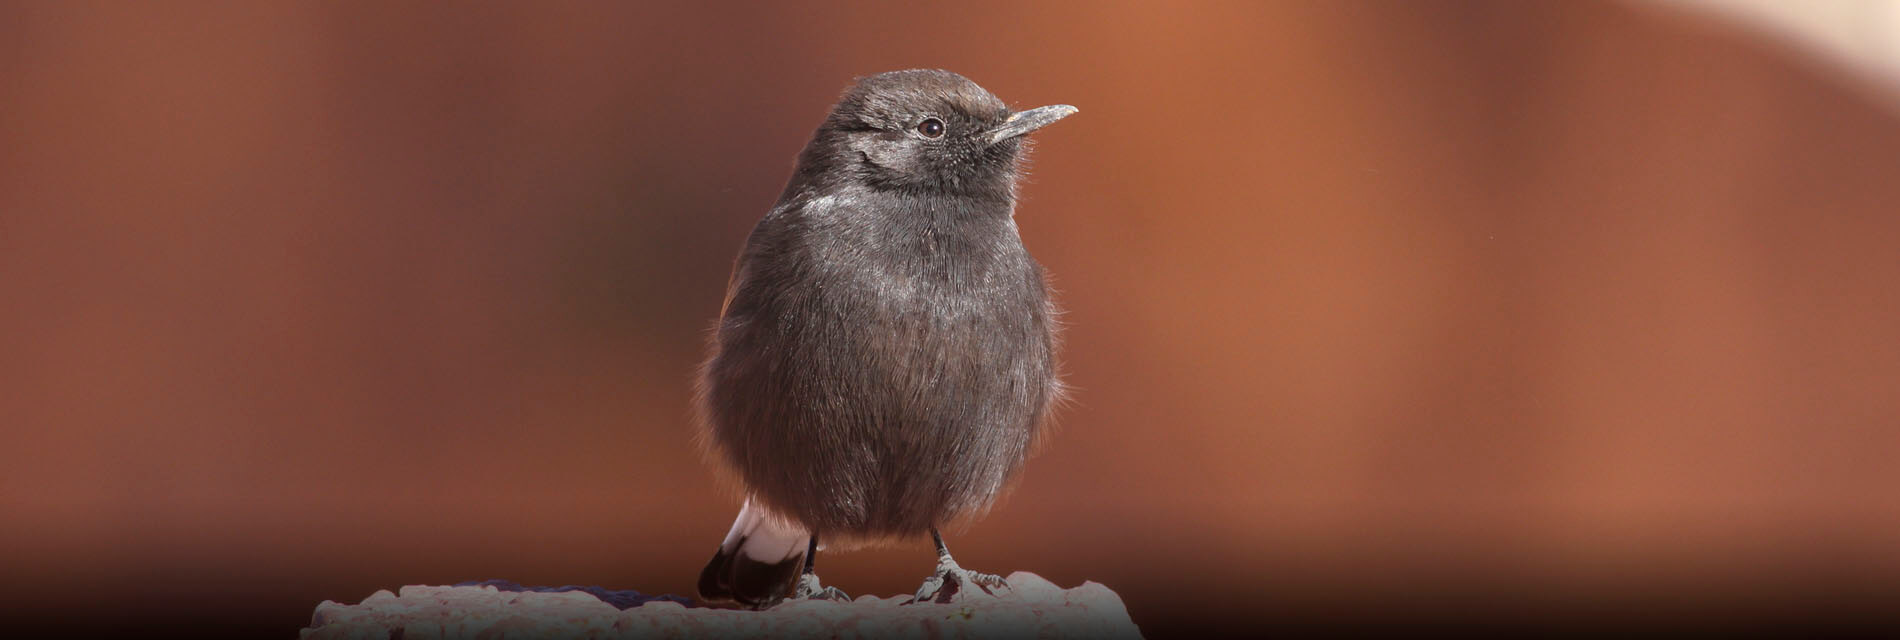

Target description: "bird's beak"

left=986, top=104, right=1079, bottom=144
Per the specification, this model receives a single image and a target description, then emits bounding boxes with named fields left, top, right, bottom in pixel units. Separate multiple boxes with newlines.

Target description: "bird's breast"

left=719, top=195, right=1052, bottom=379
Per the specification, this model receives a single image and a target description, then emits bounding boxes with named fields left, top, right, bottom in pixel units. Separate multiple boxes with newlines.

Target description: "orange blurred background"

left=3, top=0, right=1898, bottom=634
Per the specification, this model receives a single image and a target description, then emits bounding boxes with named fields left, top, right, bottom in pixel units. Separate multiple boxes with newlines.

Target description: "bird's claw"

left=908, top=560, right=1010, bottom=604
left=791, top=573, right=850, bottom=602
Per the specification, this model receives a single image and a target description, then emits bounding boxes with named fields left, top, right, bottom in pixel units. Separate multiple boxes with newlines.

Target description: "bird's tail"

left=696, top=498, right=809, bottom=609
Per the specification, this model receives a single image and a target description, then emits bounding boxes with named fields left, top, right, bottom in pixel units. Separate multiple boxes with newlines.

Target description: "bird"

left=693, top=69, right=1076, bottom=609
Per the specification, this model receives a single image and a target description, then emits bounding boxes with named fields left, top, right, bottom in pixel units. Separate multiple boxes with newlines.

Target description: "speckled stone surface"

left=301, top=572, right=1140, bottom=639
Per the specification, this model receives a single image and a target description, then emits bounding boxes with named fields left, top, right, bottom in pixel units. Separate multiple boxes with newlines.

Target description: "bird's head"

left=792, top=69, right=1076, bottom=202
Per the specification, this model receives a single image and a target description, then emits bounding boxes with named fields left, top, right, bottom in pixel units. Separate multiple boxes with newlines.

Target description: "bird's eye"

left=916, top=117, right=945, bottom=138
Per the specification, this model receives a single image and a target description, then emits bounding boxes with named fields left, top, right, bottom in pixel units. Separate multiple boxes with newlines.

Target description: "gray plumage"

left=696, top=69, right=1074, bottom=608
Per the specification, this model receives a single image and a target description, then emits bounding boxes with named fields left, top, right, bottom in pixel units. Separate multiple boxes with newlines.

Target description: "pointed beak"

left=986, top=104, right=1079, bottom=144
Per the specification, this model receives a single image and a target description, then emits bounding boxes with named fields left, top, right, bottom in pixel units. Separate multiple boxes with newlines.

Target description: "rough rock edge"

left=302, top=571, right=1141, bottom=639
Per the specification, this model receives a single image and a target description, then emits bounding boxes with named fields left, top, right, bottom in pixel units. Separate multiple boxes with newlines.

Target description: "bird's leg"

left=790, top=534, right=849, bottom=602
left=909, top=528, right=1011, bottom=604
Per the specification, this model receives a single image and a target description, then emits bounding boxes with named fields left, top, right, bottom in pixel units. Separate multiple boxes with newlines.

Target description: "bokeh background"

left=4, top=0, right=1899, bottom=635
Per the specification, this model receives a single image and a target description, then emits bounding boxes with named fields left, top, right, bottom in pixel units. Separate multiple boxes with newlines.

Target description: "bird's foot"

left=790, top=573, right=850, bottom=602
left=908, top=558, right=1010, bottom=605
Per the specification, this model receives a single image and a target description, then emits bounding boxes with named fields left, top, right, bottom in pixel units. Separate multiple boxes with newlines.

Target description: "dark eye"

left=916, top=117, right=945, bottom=138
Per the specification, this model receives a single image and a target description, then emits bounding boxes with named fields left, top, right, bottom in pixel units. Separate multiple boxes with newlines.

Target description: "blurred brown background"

left=3, top=0, right=1898, bottom=634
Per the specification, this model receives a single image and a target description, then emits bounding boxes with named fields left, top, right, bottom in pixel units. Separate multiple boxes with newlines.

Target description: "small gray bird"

left=694, top=69, right=1075, bottom=609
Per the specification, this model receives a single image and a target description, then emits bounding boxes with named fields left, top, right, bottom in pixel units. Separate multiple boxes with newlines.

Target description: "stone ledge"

left=302, top=571, right=1141, bottom=639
